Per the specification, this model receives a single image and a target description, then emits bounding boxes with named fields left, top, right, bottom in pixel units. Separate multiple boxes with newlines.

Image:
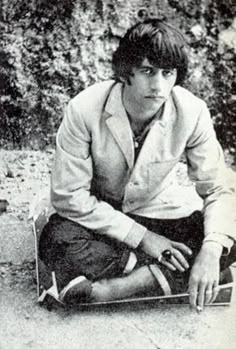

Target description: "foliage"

left=0, top=0, right=235, bottom=159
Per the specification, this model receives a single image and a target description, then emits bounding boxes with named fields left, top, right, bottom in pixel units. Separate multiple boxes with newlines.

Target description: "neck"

left=123, top=85, right=162, bottom=127
left=128, top=113, right=155, bottom=135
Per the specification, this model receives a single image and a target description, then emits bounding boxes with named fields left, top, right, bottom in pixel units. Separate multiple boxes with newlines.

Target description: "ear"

left=121, top=75, right=132, bottom=86
left=120, top=77, right=126, bottom=83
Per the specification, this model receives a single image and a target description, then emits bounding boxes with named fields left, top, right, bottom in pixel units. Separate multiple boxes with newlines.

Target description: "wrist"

left=201, top=241, right=223, bottom=258
left=124, top=223, right=147, bottom=249
left=139, top=229, right=151, bottom=250
left=203, top=233, right=234, bottom=256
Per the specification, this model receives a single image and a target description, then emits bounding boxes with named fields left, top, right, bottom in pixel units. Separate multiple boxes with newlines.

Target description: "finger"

left=173, top=249, right=190, bottom=270
left=205, top=287, right=213, bottom=304
left=172, top=241, right=192, bottom=256
left=167, top=255, right=185, bottom=272
left=160, top=260, right=176, bottom=271
left=188, top=282, right=198, bottom=309
left=197, top=282, right=206, bottom=310
left=210, top=281, right=219, bottom=304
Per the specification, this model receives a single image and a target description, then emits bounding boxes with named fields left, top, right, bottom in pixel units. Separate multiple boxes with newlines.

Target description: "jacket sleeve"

left=50, top=100, right=146, bottom=248
left=186, top=102, right=236, bottom=243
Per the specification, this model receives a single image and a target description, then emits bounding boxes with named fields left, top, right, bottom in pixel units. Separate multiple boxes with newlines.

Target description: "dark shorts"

left=39, top=211, right=235, bottom=292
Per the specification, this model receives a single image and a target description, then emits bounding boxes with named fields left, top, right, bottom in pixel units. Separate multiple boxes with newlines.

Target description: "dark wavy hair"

left=112, top=19, right=188, bottom=85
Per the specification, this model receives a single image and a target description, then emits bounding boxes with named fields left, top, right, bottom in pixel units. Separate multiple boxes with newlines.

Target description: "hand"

left=140, top=230, right=192, bottom=272
left=188, top=241, right=222, bottom=311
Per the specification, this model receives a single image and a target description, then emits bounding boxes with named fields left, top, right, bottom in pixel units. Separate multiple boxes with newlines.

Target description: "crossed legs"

left=39, top=212, right=235, bottom=305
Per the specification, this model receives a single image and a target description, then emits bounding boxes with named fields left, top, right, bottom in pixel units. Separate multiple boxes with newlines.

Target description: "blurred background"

left=0, top=0, right=235, bottom=164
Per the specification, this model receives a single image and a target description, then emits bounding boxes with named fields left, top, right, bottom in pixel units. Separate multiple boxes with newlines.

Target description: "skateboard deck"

left=31, top=204, right=234, bottom=308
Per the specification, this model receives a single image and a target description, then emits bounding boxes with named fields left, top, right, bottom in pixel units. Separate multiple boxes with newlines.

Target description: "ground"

left=1, top=263, right=236, bottom=349
left=0, top=149, right=236, bottom=349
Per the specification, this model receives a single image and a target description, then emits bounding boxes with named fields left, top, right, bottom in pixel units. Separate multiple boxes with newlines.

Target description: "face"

left=123, top=58, right=177, bottom=118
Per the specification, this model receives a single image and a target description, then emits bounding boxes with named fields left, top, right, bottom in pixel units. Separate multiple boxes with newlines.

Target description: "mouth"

left=145, top=95, right=165, bottom=100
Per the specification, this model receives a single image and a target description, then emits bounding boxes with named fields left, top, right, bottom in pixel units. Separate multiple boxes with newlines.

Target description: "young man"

left=39, top=19, right=236, bottom=311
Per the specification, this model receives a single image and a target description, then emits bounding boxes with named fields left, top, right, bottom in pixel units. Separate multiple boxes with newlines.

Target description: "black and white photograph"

left=0, top=1, right=236, bottom=348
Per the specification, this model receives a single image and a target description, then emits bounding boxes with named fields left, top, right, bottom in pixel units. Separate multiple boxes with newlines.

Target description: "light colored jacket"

left=51, top=81, right=236, bottom=248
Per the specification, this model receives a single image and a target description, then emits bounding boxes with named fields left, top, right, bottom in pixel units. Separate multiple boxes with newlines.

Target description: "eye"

left=162, top=69, right=176, bottom=77
left=140, top=67, right=154, bottom=76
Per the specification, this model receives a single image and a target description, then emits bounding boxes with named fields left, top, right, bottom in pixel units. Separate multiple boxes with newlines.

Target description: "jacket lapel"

left=105, top=83, right=134, bottom=169
left=104, top=83, right=176, bottom=169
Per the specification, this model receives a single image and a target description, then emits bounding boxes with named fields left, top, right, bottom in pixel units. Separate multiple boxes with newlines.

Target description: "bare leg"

left=91, top=265, right=160, bottom=302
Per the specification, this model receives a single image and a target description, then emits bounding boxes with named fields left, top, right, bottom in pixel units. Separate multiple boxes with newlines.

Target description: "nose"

left=150, top=71, right=164, bottom=92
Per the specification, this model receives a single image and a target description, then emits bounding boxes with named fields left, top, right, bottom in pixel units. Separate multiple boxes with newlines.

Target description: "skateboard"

left=31, top=199, right=234, bottom=309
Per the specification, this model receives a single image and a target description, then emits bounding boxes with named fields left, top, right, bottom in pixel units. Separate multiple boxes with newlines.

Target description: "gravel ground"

left=0, top=150, right=54, bottom=221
